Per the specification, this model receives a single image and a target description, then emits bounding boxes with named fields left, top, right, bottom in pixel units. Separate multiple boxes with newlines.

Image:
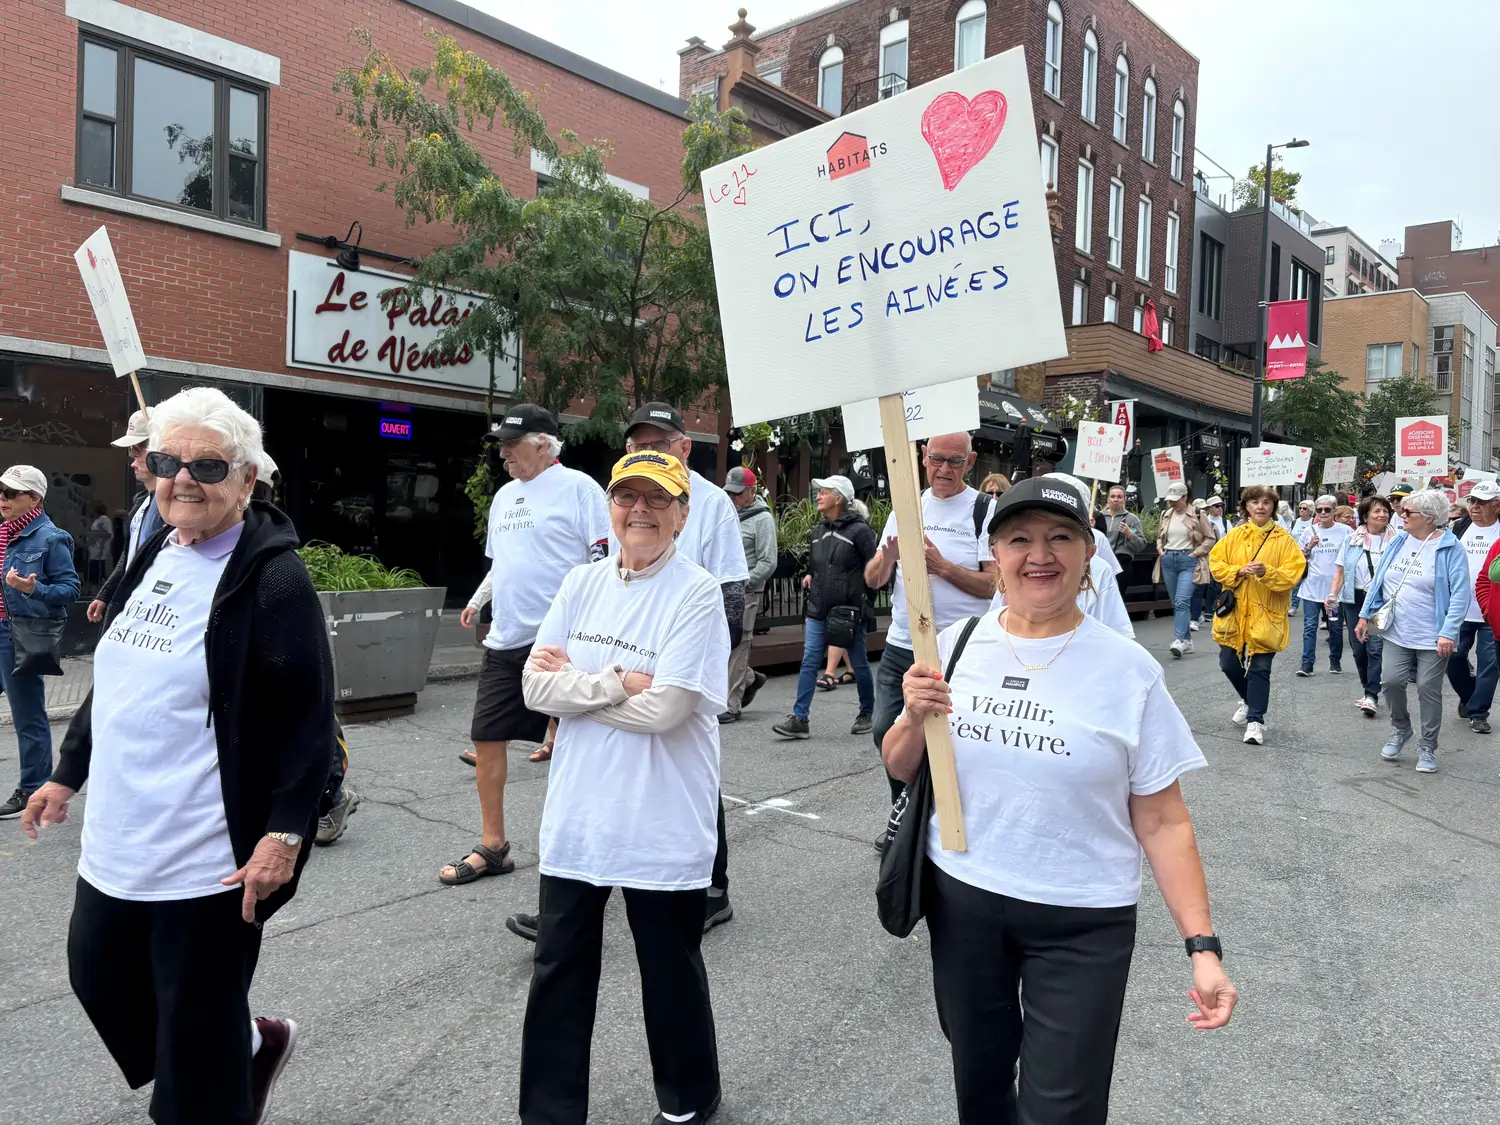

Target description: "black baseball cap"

left=625, top=402, right=686, bottom=438
left=986, top=475, right=1092, bottom=536
left=490, top=403, right=559, bottom=442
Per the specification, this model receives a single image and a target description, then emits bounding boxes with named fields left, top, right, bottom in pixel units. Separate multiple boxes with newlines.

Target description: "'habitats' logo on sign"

left=818, top=132, right=890, bottom=181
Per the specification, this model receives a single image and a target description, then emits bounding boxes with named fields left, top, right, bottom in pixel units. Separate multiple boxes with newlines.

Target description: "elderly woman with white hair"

left=1357, top=488, right=1470, bottom=774
left=23, top=387, right=334, bottom=1125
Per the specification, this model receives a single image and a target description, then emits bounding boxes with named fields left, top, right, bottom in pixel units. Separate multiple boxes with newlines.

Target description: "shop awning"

left=976, top=389, right=1060, bottom=449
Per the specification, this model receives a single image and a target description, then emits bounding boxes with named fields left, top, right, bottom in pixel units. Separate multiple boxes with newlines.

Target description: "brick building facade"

left=1400, top=220, right=1500, bottom=330
left=0, top=0, right=696, bottom=597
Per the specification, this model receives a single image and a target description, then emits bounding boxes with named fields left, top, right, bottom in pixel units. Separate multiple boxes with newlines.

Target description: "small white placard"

left=1395, top=416, right=1448, bottom=480
left=1322, top=456, right=1358, bottom=486
left=1151, top=445, right=1185, bottom=496
left=74, top=226, right=147, bottom=377
left=1072, top=422, right=1127, bottom=483
left=841, top=377, right=980, bottom=450
left=1240, top=443, right=1312, bottom=486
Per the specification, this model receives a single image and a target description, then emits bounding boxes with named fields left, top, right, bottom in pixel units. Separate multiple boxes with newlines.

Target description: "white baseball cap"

left=110, top=410, right=151, bottom=448
left=812, top=475, right=855, bottom=504
left=1164, top=482, right=1188, bottom=500
left=0, top=465, right=48, bottom=497
left=1467, top=481, right=1500, bottom=502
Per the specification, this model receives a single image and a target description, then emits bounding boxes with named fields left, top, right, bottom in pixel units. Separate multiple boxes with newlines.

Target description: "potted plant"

left=298, top=542, right=447, bottom=715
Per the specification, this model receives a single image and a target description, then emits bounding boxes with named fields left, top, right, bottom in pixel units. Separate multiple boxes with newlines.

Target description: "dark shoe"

left=1473, top=717, right=1493, bottom=734
left=741, top=670, right=768, bottom=708
left=1329, top=663, right=1343, bottom=675
left=873, top=827, right=892, bottom=854
left=506, top=912, right=539, bottom=943
left=704, top=890, right=733, bottom=933
left=850, top=712, right=873, bottom=736
left=315, top=785, right=359, bottom=846
left=652, top=1091, right=722, bottom=1125
left=772, top=715, right=810, bottom=739
left=1295, top=665, right=1313, bottom=678
left=0, top=787, right=26, bottom=820
left=717, top=710, right=741, bottom=724
left=1458, top=700, right=1471, bottom=720
left=249, top=1017, right=298, bottom=1125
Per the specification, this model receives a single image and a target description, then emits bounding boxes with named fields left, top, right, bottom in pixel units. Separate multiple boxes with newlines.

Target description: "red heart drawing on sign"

left=921, top=90, right=1008, bottom=192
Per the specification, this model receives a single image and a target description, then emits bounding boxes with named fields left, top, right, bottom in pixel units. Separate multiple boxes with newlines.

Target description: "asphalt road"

left=5, top=615, right=1500, bottom=1125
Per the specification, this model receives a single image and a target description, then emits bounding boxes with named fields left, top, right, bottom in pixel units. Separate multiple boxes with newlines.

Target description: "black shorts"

left=471, top=645, right=551, bottom=744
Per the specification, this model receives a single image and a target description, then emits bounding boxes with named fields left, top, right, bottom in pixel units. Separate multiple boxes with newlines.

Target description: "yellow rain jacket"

left=1209, top=520, right=1306, bottom=656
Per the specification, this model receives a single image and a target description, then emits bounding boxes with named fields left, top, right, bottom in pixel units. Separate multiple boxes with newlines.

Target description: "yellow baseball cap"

left=608, top=450, right=691, bottom=497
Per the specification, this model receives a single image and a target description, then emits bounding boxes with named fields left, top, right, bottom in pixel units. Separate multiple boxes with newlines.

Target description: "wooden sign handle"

left=128, top=371, right=150, bottom=420
left=878, top=394, right=966, bottom=851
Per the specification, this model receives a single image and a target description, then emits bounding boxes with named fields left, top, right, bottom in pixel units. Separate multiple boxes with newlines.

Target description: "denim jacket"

left=1, top=512, right=80, bottom=620
left=1358, top=529, right=1469, bottom=644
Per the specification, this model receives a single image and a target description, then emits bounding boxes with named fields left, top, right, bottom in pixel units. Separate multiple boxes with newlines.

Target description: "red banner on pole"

left=1265, top=300, right=1309, bottom=381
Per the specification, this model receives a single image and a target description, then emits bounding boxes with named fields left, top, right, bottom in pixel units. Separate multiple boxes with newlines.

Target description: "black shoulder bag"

left=875, top=614, right=982, bottom=938
left=1213, top=527, right=1273, bottom=619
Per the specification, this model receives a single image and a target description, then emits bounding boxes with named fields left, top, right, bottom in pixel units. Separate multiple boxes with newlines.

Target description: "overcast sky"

left=477, top=0, right=1499, bottom=260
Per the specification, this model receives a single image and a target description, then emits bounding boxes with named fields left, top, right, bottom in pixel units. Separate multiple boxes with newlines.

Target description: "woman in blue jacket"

left=1356, top=489, right=1470, bottom=774
left=0, top=465, right=81, bottom=819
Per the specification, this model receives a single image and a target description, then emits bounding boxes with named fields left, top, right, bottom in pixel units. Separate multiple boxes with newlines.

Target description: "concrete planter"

left=317, top=587, right=447, bottom=718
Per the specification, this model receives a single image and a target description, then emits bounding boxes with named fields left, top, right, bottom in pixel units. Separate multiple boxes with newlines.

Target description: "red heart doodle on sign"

left=921, top=90, right=1008, bottom=192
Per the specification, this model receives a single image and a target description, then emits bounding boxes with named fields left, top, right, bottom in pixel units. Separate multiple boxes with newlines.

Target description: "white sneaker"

left=1356, top=695, right=1377, bottom=717
left=1169, top=639, right=1185, bottom=658
left=1189, top=620, right=1200, bottom=632
left=1232, top=702, right=1248, bottom=725
left=1243, top=721, right=1265, bottom=745
left=1181, top=639, right=1194, bottom=654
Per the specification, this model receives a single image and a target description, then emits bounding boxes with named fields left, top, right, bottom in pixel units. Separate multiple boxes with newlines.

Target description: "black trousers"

left=519, top=874, right=721, bottom=1125
left=924, top=863, right=1137, bottom=1125
left=712, top=796, right=728, bottom=892
left=873, top=643, right=917, bottom=804
left=68, top=878, right=262, bottom=1125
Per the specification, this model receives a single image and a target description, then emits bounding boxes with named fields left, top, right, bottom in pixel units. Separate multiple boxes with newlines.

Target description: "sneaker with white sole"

left=1169, top=639, right=1185, bottom=658
left=1232, top=702, right=1248, bottom=725
left=1356, top=696, right=1378, bottom=717
left=1189, top=620, right=1200, bottom=632
left=1381, top=731, right=1411, bottom=761
left=1243, top=721, right=1265, bottom=745
left=1416, top=744, right=1438, bottom=773
left=250, top=1017, right=298, bottom=1125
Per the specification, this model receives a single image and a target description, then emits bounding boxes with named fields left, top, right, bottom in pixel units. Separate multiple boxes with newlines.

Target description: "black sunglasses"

left=146, top=451, right=233, bottom=485
left=0, top=488, right=24, bottom=500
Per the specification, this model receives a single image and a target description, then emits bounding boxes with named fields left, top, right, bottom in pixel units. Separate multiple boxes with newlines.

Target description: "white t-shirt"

left=990, top=553, right=1134, bottom=639
left=1381, top=534, right=1441, bottom=650
left=1459, top=520, right=1500, bottom=621
left=533, top=552, right=730, bottom=890
left=1299, top=522, right=1351, bottom=603
left=928, top=613, right=1205, bottom=908
left=884, top=487, right=994, bottom=650
left=485, top=463, right=610, bottom=651
left=1352, top=530, right=1391, bottom=591
left=80, top=526, right=241, bottom=901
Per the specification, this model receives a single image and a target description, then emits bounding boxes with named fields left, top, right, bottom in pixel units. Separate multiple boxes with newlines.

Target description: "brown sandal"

left=438, top=842, right=513, bottom=886
left=528, top=742, right=554, bottom=762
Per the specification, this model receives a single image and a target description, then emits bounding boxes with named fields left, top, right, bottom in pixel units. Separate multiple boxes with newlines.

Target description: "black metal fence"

left=758, top=574, right=893, bottom=629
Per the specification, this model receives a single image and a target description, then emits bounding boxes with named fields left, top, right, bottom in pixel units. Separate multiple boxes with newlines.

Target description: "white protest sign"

left=74, top=226, right=147, bottom=377
left=701, top=46, right=1066, bottom=425
left=1240, top=443, right=1312, bottom=486
left=1458, top=469, right=1497, bottom=500
left=1106, top=399, right=1135, bottom=452
left=1073, top=422, right=1127, bottom=483
left=1369, top=472, right=1397, bottom=495
left=1322, top=456, right=1358, bottom=486
left=841, top=377, right=979, bottom=451
left=1395, top=416, right=1448, bottom=480
left=1151, top=445, right=1185, bottom=496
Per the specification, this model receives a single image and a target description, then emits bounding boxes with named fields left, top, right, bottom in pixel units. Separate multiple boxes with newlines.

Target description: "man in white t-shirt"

left=864, top=432, right=995, bottom=848
left=443, top=405, right=610, bottom=889
left=1295, top=494, right=1351, bottom=677
left=1448, top=482, right=1500, bottom=733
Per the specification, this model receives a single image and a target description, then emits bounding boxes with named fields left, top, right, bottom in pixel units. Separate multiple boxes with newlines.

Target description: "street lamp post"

left=1249, top=138, right=1310, bottom=445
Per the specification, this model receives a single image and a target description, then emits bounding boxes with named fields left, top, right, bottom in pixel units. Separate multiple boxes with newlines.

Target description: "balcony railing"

left=846, top=72, right=907, bottom=114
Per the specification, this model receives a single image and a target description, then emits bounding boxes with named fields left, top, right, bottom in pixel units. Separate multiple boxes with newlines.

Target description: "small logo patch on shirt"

left=151, top=580, right=173, bottom=595
left=1002, top=675, right=1029, bottom=691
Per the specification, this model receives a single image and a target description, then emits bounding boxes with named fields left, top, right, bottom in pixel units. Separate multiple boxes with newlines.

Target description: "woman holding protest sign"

left=883, top=476, right=1235, bottom=1125
left=1209, top=486, right=1306, bottom=746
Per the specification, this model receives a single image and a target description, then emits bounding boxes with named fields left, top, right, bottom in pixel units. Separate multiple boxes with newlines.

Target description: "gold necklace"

left=999, top=609, right=1085, bottom=672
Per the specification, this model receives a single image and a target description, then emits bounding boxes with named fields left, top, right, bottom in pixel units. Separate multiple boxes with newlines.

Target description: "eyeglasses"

left=1315, top=507, right=1334, bottom=513
left=610, top=488, right=676, bottom=510
left=924, top=453, right=968, bottom=468
left=625, top=439, right=675, bottom=455
left=146, top=451, right=233, bottom=485
left=0, top=489, right=23, bottom=500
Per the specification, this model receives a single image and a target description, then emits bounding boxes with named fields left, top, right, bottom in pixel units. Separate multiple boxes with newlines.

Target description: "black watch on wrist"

left=1184, top=934, right=1222, bottom=959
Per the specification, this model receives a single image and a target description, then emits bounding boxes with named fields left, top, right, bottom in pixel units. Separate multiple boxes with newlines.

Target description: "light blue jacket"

left=1359, top=529, right=1469, bottom=644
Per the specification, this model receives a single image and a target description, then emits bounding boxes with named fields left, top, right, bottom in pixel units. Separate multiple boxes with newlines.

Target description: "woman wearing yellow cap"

left=518, top=450, right=728, bottom=1125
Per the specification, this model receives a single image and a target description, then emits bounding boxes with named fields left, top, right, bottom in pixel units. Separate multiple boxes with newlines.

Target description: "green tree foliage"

left=332, top=29, right=753, bottom=445
left=1261, top=361, right=1366, bottom=467
left=1362, top=372, right=1448, bottom=470
left=1234, top=153, right=1302, bottom=213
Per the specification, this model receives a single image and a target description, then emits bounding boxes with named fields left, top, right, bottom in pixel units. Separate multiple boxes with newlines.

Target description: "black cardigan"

left=55, top=501, right=335, bottom=921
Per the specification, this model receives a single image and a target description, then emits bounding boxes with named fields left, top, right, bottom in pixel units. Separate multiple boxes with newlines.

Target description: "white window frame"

left=1170, top=99, right=1185, bottom=179
left=1044, top=2, right=1063, bottom=98
left=1075, top=159, right=1093, bottom=254
left=955, top=0, right=987, bottom=70
left=1112, top=55, right=1129, bottom=143
left=879, top=20, right=909, bottom=99
left=1040, top=134, right=1059, bottom=189
left=1140, top=77, right=1157, bottom=162
left=1132, top=306, right=1144, bottom=333
left=1136, top=196, right=1152, bottom=280
left=1164, top=211, right=1180, bottom=294
left=1107, top=178, right=1124, bottom=267
left=1072, top=281, right=1087, bottom=325
left=1080, top=30, right=1098, bottom=123
left=818, top=46, right=844, bottom=115
left=1103, top=294, right=1119, bottom=324
left=1162, top=318, right=1174, bottom=346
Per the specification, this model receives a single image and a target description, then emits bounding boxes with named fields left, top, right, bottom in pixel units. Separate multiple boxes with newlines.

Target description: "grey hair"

left=1405, top=488, right=1452, bottom=526
left=148, top=387, right=264, bottom=470
left=1315, top=494, right=1337, bottom=507
left=535, top=433, right=564, bottom=460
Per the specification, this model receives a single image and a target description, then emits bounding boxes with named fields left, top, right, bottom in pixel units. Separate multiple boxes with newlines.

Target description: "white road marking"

left=723, top=793, right=820, bottom=820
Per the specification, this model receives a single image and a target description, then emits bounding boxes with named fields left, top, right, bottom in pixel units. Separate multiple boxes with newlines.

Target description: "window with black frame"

left=76, top=34, right=266, bottom=227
